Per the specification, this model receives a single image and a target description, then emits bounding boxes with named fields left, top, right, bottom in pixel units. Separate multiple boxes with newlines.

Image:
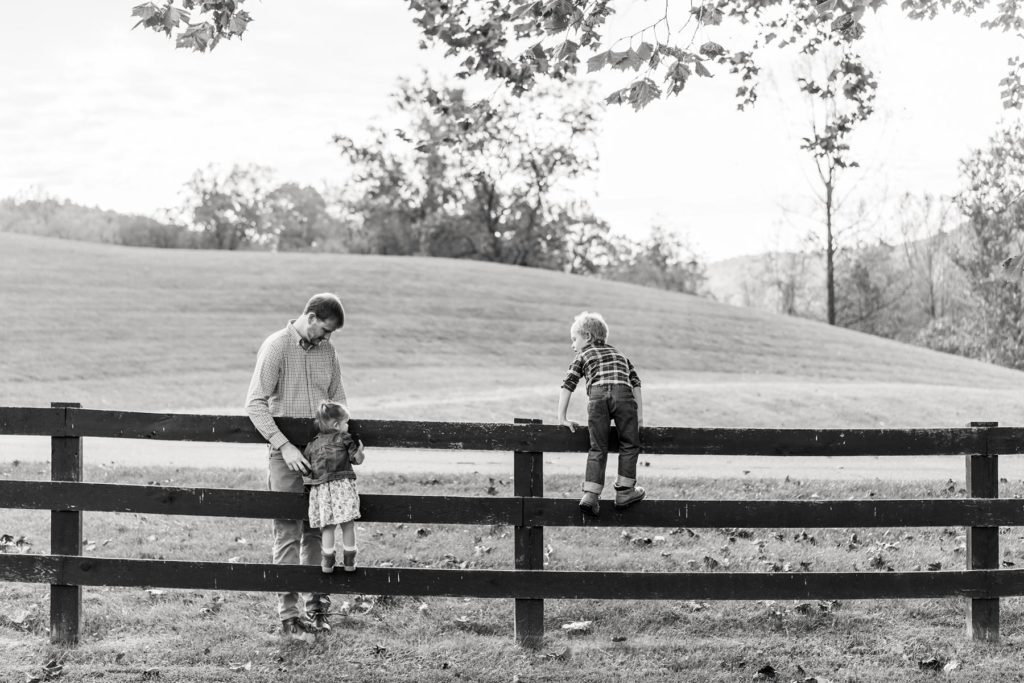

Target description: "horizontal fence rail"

left=5, top=406, right=1024, bottom=454
left=0, top=406, right=1017, bottom=646
left=3, top=481, right=1024, bottom=528
left=5, top=555, right=1024, bottom=601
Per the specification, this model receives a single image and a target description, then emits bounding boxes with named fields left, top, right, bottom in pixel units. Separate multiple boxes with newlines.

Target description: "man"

left=246, top=292, right=347, bottom=642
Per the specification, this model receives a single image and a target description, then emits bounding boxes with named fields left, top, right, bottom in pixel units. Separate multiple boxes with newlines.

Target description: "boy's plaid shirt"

left=560, top=340, right=641, bottom=394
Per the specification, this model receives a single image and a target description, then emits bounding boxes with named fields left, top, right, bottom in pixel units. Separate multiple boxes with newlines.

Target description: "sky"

left=1, top=1, right=1022, bottom=261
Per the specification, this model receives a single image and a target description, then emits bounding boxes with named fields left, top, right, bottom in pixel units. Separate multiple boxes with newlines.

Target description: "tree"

left=791, top=50, right=877, bottom=324
left=131, top=0, right=1023, bottom=113
left=833, top=239, right=912, bottom=337
left=897, top=193, right=956, bottom=324
left=335, top=77, right=603, bottom=269
left=264, top=183, right=341, bottom=252
left=178, top=164, right=272, bottom=250
left=917, top=121, right=1024, bottom=367
left=603, top=226, right=708, bottom=295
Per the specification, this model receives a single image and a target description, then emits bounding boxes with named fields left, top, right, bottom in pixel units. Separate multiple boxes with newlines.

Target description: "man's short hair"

left=572, top=311, right=609, bottom=342
left=304, top=293, right=345, bottom=328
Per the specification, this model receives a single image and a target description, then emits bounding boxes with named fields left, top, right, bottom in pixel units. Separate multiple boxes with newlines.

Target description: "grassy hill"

left=2, top=231, right=1023, bottom=428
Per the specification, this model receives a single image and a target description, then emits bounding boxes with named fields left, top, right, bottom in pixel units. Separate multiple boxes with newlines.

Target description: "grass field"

left=6, top=234, right=1024, bottom=680
left=6, top=464, right=1024, bottom=682
left=2, top=231, right=1024, bottom=428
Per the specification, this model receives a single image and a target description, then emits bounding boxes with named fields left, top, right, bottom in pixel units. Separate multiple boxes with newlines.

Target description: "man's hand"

left=559, top=418, right=580, bottom=433
left=281, top=442, right=311, bottom=474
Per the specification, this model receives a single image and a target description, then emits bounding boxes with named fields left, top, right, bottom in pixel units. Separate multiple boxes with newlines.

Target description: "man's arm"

left=246, top=337, right=311, bottom=473
left=328, top=348, right=347, bottom=405
left=245, top=338, right=289, bottom=450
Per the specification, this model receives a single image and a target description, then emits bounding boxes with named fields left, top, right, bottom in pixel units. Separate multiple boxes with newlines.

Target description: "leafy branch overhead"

left=132, top=0, right=1023, bottom=111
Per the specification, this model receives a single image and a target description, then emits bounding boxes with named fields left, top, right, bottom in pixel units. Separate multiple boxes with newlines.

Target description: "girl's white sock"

left=342, top=544, right=357, bottom=552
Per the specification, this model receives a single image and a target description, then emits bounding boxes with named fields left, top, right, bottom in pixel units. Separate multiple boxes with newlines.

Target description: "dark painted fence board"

left=0, top=482, right=520, bottom=524
left=5, top=555, right=1024, bottom=601
left=967, top=421, right=1000, bottom=641
left=0, top=407, right=65, bottom=436
left=524, top=498, right=1024, bottom=528
left=513, top=417, right=544, bottom=648
left=9, top=481, right=1024, bottom=528
left=7, top=407, right=1024, bottom=455
left=49, top=402, right=81, bottom=645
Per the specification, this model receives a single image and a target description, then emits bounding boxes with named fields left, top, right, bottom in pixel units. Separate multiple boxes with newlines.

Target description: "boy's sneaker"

left=321, top=551, right=336, bottom=574
left=342, top=548, right=358, bottom=572
left=614, top=485, right=646, bottom=509
left=280, top=617, right=315, bottom=644
left=578, top=491, right=600, bottom=516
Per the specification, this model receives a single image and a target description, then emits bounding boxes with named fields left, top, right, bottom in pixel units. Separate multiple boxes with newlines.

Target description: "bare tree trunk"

left=825, top=177, right=836, bottom=326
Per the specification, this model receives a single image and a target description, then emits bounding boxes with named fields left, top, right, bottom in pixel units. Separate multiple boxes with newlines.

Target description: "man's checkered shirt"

left=246, top=321, right=346, bottom=450
left=560, top=340, right=641, bottom=394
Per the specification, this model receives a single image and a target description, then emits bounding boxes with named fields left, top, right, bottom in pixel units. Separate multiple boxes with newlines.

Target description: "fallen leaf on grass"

left=927, top=562, right=942, bottom=571
left=145, top=590, right=166, bottom=598
left=683, top=601, right=709, bottom=612
left=2, top=604, right=40, bottom=631
left=611, top=635, right=627, bottom=642
left=546, top=647, right=571, bottom=661
left=141, top=669, right=160, bottom=679
left=944, top=660, right=960, bottom=672
left=918, top=656, right=943, bottom=671
left=416, top=528, right=431, bottom=537
left=234, top=537, right=249, bottom=545
left=631, top=537, right=653, bottom=547
left=560, top=620, right=593, bottom=635
left=227, top=556, right=241, bottom=563
left=418, top=603, right=429, bottom=613
left=752, top=663, right=776, bottom=680
left=228, top=661, right=252, bottom=672
left=371, top=644, right=388, bottom=658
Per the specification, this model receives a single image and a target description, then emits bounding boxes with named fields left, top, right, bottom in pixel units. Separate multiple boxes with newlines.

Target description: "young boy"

left=557, top=311, right=645, bottom=516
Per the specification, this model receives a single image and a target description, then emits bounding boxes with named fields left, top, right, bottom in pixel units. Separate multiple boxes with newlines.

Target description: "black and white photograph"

left=2, top=0, right=1024, bottom=680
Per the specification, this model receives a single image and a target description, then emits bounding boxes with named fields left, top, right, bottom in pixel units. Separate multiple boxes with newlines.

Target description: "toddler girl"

left=304, top=400, right=365, bottom=572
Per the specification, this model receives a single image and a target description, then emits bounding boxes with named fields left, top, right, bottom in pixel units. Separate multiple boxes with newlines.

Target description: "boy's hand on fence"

left=559, top=418, right=580, bottom=433
left=281, top=442, right=311, bottom=474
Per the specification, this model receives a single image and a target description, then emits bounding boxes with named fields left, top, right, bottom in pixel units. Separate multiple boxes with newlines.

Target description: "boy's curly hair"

left=315, top=400, right=350, bottom=433
left=571, top=311, right=609, bottom=342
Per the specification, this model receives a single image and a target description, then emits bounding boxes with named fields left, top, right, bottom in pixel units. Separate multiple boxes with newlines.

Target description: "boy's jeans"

left=268, top=447, right=330, bottom=621
left=583, top=384, right=641, bottom=494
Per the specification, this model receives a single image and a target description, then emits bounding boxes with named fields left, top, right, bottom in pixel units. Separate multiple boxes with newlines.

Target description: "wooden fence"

left=2, top=404, right=1024, bottom=647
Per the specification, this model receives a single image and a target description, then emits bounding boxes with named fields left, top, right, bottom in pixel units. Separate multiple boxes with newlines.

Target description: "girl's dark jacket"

left=302, top=431, right=364, bottom=486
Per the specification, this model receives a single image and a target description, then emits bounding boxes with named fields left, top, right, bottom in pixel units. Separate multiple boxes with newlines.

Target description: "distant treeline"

left=0, top=192, right=708, bottom=298
left=0, top=197, right=201, bottom=249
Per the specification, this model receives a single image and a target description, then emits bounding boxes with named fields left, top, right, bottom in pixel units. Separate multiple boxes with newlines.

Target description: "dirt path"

left=3, top=435, right=1022, bottom=482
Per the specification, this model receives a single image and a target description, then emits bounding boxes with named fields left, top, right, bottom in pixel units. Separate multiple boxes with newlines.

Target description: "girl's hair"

left=571, top=311, right=609, bottom=342
left=315, top=400, right=350, bottom=432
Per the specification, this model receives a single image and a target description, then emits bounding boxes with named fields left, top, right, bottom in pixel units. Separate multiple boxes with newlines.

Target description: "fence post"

left=966, top=420, right=999, bottom=642
left=50, top=402, right=82, bottom=645
left=513, top=417, right=544, bottom=648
